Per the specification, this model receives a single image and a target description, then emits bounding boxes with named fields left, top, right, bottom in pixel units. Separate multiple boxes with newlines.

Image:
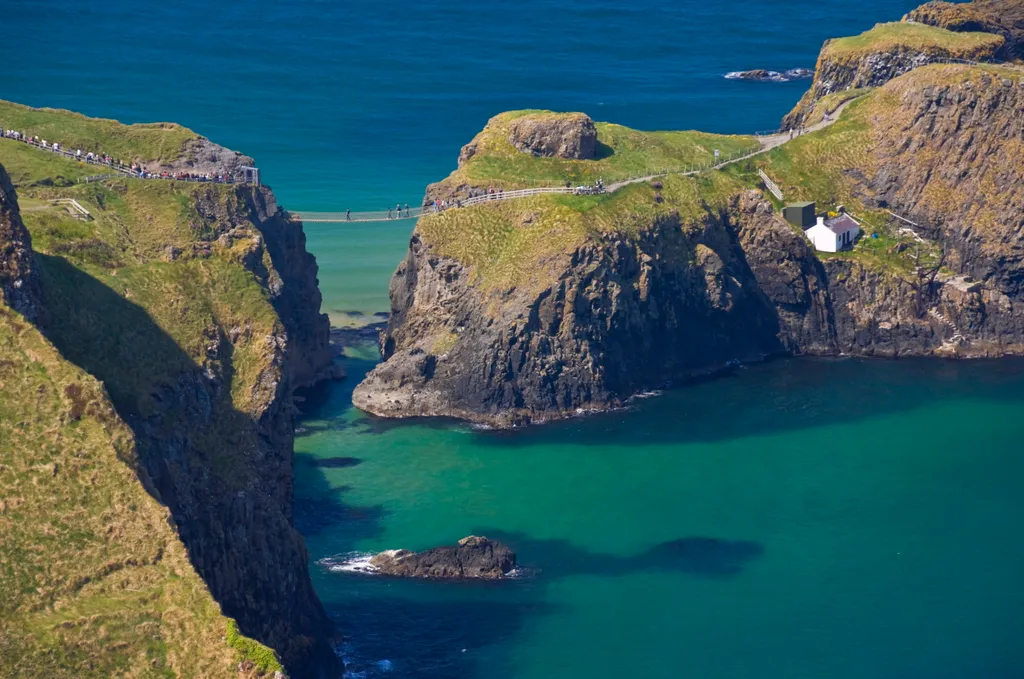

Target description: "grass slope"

left=0, top=306, right=280, bottom=678
left=726, top=64, right=1024, bottom=273
left=0, top=113, right=284, bottom=676
left=0, top=100, right=198, bottom=164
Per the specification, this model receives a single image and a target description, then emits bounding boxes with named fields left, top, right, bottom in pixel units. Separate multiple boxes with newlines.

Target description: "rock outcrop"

left=508, top=112, right=598, bottom=160
left=168, top=136, right=257, bottom=177
left=0, top=164, right=40, bottom=320
left=355, top=65, right=1024, bottom=428
left=906, top=0, right=1024, bottom=59
left=368, top=536, right=516, bottom=579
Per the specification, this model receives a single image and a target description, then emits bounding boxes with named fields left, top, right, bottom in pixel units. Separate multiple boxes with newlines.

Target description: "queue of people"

left=1, top=127, right=246, bottom=184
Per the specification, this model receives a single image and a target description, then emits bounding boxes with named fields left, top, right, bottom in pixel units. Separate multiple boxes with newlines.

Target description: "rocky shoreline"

left=354, top=35, right=1024, bottom=429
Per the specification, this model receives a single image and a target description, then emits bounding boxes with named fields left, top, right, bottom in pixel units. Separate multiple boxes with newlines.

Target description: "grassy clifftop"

left=420, top=61, right=1021, bottom=285
left=439, top=109, right=759, bottom=189
left=0, top=100, right=199, bottom=165
left=822, top=21, right=1004, bottom=62
left=419, top=171, right=742, bottom=294
left=0, top=105, right=305, bottom=676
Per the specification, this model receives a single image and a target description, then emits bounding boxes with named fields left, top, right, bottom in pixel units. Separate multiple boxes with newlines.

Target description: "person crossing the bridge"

left=404, top=204, right=410, bottom=218
left=388, top=206, right=393, bottom=219
left=397, top=203, right=402, bottom=218
left=346, top=208, right=351, bottom=221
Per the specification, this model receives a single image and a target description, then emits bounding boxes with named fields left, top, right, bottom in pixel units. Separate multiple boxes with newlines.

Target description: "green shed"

left=783, top=202, right=816, bottom=228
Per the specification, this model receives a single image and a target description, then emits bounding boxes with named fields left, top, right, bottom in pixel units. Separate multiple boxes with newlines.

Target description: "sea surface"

left=6, top=1, right=1024, bottom=677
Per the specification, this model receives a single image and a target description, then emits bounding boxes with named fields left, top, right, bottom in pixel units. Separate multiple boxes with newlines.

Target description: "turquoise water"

left=297, top=357, right=1024, bottom=678
left=8, top=1, right=1024, bottom=677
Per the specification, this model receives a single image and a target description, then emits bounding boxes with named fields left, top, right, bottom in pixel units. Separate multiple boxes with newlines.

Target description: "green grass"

left=418, top=171, right=742, bottom=294
left=0, top=99, right=198, bottom=164
left=439, top=110, right=760, bottom=190
left=227, top=619, right=284, bottom=675
left=823, top=21, right=1004, bottom=62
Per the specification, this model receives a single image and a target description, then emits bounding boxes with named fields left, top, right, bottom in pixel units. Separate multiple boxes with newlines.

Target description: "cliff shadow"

left=474, top=528, right=763, bottom=580
left=593, top=139, right=614, bottom=160
left=324, top=591, right=562, bottom=679
left=472, top=355, right=1024, bottom=449
left=32, top=253, right=338, bottom=677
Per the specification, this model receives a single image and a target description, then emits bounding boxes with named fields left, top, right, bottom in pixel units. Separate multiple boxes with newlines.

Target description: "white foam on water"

left=318, top=552, right=380, bottom=574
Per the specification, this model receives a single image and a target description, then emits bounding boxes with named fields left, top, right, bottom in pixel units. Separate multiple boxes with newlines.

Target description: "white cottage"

left=806, top=214, right=860, bottom=252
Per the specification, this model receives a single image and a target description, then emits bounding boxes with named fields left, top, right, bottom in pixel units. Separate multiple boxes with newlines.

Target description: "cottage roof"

left=825, top=215, right=859, bottom=235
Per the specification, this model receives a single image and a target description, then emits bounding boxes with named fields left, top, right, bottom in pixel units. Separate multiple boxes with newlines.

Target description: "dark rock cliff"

left=354, top=67, right=1024, bottom=428
left=0, top=165, right=41, bottom=320
left=130, top=185, right=341, bottom=677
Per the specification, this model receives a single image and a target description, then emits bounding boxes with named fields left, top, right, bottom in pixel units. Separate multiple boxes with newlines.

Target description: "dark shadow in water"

left=326, top=594, right=561, bottom=679
left=316, top=344, right=1024, bottom=450
left=470, top=356, right=1024, bottom=449
left=307, top=455, right=362, bottom=468
left=476, top=529, right=763, bottom=579
left=293, top=471, right=386, bottom=540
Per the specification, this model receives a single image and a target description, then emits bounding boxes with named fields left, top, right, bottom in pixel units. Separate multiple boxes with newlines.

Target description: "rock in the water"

left=508, top=113, right=597, bottom=160
left=368, top=536, right=516, bottom=579
left=725, top=68, right=813, bottom=82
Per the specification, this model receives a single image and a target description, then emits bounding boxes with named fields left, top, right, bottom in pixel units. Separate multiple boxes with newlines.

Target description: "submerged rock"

left=368, top=536, right=517, bottom=579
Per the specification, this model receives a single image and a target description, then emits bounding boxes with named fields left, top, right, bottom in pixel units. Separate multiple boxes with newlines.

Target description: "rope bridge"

left=289, top=187, right=580, bottom=223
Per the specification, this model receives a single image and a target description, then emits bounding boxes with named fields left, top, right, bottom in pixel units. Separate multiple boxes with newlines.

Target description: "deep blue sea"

left=11, top=3, right=1024, bottom=679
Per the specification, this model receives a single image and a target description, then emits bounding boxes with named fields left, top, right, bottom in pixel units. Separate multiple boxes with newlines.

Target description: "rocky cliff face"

left=355, top=65, right=1024, bottom=427
left=863, top=66, right=1024, bottom=297
left=124, top=185, right=340, bottom=677
left=356, top=192, right=829, bottom=425
left=0, top=165, right=40, bottom=320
